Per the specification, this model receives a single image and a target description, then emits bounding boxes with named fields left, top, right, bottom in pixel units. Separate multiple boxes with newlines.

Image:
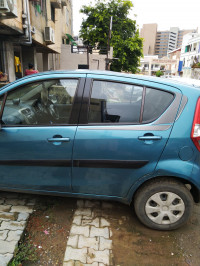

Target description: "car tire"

left=134, top=178, right=194, bottom=230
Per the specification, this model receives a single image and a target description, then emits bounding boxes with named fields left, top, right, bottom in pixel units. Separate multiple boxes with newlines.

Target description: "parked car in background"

left=0, top=70, right=199, bottom=230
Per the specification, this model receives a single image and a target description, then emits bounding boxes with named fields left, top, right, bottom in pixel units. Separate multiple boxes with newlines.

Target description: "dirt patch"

left=10, top=195, right=76, bottom=265
left=105, top=202, right=200, bottom=266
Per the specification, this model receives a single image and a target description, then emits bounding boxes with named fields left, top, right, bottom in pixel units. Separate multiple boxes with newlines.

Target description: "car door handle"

left=138, top=136, right=162, bottom=141
left=47, top=137, right=70, bottom=142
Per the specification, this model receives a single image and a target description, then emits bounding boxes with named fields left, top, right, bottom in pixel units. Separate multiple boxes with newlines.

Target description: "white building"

left=180, top=33, right=200, bottom=79
left=139, top=55, right=178, bottom=76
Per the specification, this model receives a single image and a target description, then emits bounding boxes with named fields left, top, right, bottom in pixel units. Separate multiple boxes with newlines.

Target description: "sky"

left=72, top=0, right=200, bottom=35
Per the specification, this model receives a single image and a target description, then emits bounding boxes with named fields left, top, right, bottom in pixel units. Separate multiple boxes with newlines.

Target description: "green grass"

left=8, top=238, right=38, bottom=266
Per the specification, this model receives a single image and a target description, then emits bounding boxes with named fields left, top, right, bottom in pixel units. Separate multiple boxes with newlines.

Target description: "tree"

left=79, top=0, right=143, bottom=73
left=155, top=70, right=164, bottom=77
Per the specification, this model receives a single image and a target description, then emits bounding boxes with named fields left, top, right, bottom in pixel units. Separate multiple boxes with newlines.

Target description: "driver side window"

left=2, top=79, right=78, bottom=125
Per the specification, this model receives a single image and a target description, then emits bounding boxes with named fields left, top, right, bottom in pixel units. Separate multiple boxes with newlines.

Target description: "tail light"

left=191, top=97, right=200, bottom=151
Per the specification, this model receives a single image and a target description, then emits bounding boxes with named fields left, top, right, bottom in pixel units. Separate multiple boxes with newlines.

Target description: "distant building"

left=140, top=24, right=157, bottom=56
left=0, top=0, right=73, bottom=82
left=180, top=33, right=200, bottom=79
left=139, top=55, right=178, bottom=76
left=140, top=24, right=197, bottom=58
left=168, top=48, right=181, bottom=75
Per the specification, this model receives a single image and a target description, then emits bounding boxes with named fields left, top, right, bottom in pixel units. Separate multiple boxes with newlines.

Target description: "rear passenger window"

left=88, top=81, right=143, bottom=123
left=143, top=88, right=174, bottom=122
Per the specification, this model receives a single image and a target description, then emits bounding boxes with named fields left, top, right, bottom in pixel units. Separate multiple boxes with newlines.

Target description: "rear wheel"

left=134, top=179, right=194, bottom=230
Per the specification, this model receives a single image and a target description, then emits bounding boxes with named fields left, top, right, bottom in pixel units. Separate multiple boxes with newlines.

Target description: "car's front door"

left=72, top=75, right=182, bottom=198
left=0, top=74, right=85, bottom=193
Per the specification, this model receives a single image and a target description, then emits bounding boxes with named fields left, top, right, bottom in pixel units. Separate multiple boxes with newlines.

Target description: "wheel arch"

left=130, top=176, right=200, bottom=204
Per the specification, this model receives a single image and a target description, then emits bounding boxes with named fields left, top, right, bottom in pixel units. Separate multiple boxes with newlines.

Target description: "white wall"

left=60, top=45, right=110, bottom=70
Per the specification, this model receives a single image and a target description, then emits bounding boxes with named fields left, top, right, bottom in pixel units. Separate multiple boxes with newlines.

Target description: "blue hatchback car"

left=0, top=70, right=199, bottom=230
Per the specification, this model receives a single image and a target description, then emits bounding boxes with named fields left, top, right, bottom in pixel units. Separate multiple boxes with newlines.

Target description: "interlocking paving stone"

left=101, top=218, right=110, bottom=227
left=0, top=212, right=16, bottom=221
left=68, top=235, right=79, bottom=248
left=82, top=217, right=100, bottom=227
left=0, top=221, right=26, bottom=231
left=90, top=226, right=109, bottom=239
left=0, top=253, right=13, bottom=266
left=7, top=230, right=23, bottom=241
left=87, top=248, right=110, bottom=264
left=63, top=260, right=75, bottom=266
left=63, top=200, right=112, bottom=266
left=0, top=240, right=18, bottom=254
left=0, top=205, right=12, bottom=212
left=64, top=247, right=88, bottom=263
left=17, top=212, right=29, bottom=221
left=0, top=192, right=36, bottom=264
left=0, top=230, right=8, bottom=241
left=75, top=262, right=99, bottom=266
left=10, top=205, right=33, bottom=213
left=99, top=237, right=112, bottom=251
left=77, top=200, right=85, bottom=208
left=78, top=235, right=99, bottom=250
left=70, top=225, right=90, bottom=238
left=5, top=199, right=26, bottom=206
left=74, top=208, right=92, bottom=216
left=72, top=215, right=82, bottom=226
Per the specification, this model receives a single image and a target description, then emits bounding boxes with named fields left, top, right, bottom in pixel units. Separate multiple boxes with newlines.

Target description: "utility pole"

left=106, top=16, right=113, bottom=70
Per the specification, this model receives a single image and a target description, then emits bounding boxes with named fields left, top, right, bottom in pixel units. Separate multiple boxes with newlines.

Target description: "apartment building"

left=0, top=0, right=72, bottom=82
left=180, top=33, right=200, bottom=79
left=140, top=23, right=157, bottom=56
left=140, top=24, right=196, bottom=58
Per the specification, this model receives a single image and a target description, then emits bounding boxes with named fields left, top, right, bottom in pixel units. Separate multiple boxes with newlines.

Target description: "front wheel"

left=134, top=179, right=194, bottom=230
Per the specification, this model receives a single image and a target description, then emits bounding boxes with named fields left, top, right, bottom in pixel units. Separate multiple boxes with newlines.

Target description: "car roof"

left=1, top=70, right=199, bottom=94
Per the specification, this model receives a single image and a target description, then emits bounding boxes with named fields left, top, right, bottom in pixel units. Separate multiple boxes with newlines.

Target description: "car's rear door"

left=0, top=73, right=85, bottom=193
left=72, top=74, right=182, bottom=198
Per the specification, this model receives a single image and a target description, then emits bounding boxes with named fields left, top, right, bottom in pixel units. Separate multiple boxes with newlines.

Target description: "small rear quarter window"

left=143, top=88, right=174, bottom=122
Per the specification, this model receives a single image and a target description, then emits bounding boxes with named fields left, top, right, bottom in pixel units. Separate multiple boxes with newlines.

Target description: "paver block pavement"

left=0, top=192, right=37, bottom=264
left=70, top=225, right=90, bottom=237
left=99, top=237, right=112, bottom=251
left=78, top=235, right=99, bottom=250
left=63, top=200, right=113, bottom=266
left=0, top=221, right=26, bottom=231
left=87, top=248, right=110, bottom=264
left=0, top=205, right=12, bottom=212
left=17, top=212, right=29, bottom=221
left=7, top=230, right=23, bottom=241
left=82, top=217, right=100, bottom=227
left=72, top=215, right=82, bottom=226
left=74, top=208, right=92, bottom=217
left=0, top=240, right=18, bottom=254
left=90, top=226, right=109, bottom=238
left=0, top=212, right=16, bottom=221
left=64, top=246, right=88, bottom=263
left=0, top=230, right=8, bottom=241
left=0, top=254, right=13, bottom=266
left=10, top=205, right=33, bottom=213
left=68, top=235, right=78, bottom=248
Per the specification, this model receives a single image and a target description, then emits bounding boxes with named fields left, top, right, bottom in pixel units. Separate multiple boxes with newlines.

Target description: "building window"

left=51, top=4, right=55, bottom=22
left=66, top=9, right=69, bottom=26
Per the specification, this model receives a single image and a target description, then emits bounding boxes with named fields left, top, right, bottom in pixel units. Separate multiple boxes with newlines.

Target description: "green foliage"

left=8, top=240, right=38, bottom=266
left=79, top=0, right=143, bottom=73
left=155, top=70, right=164, bottom=77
